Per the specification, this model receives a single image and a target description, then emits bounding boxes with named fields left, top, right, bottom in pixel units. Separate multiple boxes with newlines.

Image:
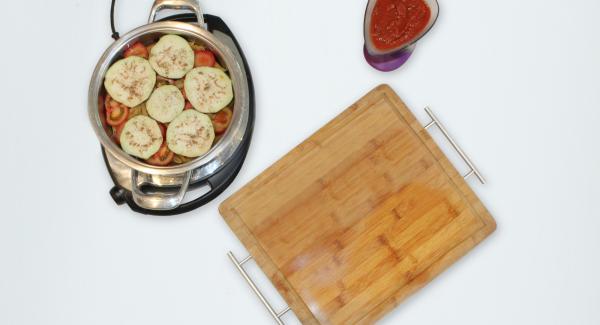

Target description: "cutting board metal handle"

left=423, top=107, right=486, bottom=184
left=228, top=251, right=291, bottom=324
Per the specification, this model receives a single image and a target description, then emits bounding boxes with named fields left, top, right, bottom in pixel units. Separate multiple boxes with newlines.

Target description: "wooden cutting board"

left=220, top=85, right=496, bottom=324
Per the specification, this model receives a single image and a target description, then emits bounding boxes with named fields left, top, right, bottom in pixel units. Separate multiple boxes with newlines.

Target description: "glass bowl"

left=363, top=0, right=439, bottom=71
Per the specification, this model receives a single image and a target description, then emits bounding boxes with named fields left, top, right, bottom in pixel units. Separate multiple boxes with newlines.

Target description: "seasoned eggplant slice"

left=146, top=85, right=185, bottom=123
left=166, top=110, right=214, bottom=157
left=149, top=34, right=194, bottom=79
left=184, top=67, right=233, bottom=113
left=119, top=116, right=163, bottom=159
left=104, top=56, right=156, bottom=107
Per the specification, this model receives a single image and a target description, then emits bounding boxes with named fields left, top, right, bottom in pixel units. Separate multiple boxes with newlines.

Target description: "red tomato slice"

left=194, top=50, right=216, bottom=67
left=124, top=42, right=149, bottom=59
left=146, top=142, right=174, bottom=166
left=106, top=101, right=129, bottom=126
left=212, top=108, right=233, bottom=134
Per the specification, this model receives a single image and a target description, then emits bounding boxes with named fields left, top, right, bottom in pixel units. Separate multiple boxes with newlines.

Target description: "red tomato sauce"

left=370, top=0, right=431, bottom=51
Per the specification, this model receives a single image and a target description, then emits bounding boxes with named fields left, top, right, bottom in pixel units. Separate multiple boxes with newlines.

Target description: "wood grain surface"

left=220, top=85, right=496, bottom=324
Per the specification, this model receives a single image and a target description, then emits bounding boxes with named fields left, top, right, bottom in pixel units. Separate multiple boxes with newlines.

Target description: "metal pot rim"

left=88, top=21, right=250, bottom=179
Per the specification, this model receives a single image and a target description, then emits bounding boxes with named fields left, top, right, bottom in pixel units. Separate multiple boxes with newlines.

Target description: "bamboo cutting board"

left=220, top=85, right=496, bottom=324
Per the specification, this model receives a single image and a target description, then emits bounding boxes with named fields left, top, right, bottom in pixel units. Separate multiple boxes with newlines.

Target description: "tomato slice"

left=124, top=42, right=149, bottom=59
left=146, top=142, right=175, bottom=166
left=105, top=99, right=129, bottom=126
left=194, top=50, right=216, bottom=67
left=212, top=107, right=233, bottom=134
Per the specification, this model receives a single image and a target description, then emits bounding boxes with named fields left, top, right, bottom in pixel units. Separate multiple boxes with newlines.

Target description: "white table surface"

left=1, top=0, right=599, bottom=324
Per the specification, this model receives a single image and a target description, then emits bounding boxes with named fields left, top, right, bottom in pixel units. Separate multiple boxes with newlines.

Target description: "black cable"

left=110, top=0, right=120, bottom=40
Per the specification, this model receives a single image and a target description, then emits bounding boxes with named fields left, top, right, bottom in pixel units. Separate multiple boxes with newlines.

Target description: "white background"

left=1, top=0, right=599, bottom=324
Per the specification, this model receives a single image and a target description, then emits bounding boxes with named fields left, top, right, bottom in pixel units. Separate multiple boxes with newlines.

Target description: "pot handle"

left=148, top=0, right=205, bottom=27
left=130, top=170, right=192, bottom=210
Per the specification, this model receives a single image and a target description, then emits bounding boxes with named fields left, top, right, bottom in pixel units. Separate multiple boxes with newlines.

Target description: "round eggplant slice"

left=146, top=85, right=185, bottom=123
left=149, top=34, right=194, bottom=79
left=119, top=116, right=163, bottom=159
left=184, top=67, right=233, bottom=113
left=166, top=110, right=215, bottom=157
left=104, top=56, right=156, bottom=107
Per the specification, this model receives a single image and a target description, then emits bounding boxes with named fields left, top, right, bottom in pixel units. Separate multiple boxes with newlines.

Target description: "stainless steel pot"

left=88, top=0, right=250, bottom=211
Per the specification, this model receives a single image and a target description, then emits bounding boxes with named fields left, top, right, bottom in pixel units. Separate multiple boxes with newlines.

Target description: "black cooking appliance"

left=90, top=1, right=254, bottom=216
